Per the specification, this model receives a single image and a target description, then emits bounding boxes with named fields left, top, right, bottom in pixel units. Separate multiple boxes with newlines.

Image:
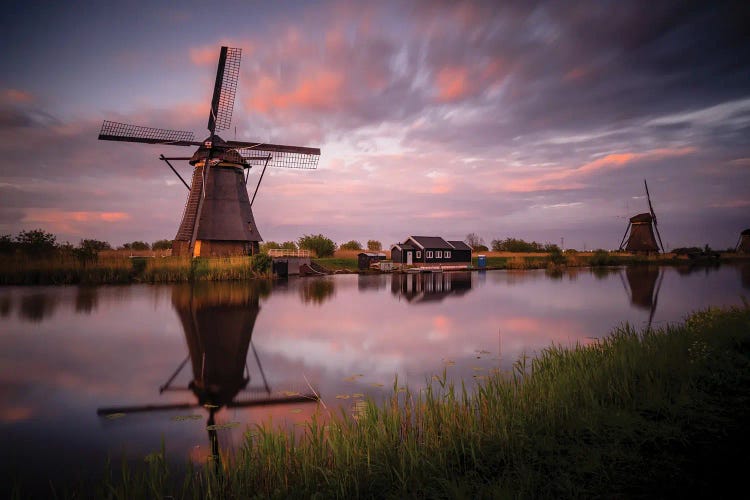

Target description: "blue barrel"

left=477, top=255, right=486, bottom=269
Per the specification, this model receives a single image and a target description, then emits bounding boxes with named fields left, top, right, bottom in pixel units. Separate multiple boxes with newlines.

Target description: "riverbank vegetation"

left=38, top=304, right=749, bottom=498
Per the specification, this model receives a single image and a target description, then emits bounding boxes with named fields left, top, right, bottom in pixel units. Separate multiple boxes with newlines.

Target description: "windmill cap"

left=630, top=212, right=653, bottom=223
left=742, top=228, right=750, bottom=236
left=189, top=134, right=245, bottom=166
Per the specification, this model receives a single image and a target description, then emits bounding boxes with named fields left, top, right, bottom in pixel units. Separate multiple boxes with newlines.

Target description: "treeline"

left=0, top=229, right=174, bottom=260
left=464, top=233, right=561, bottom=252
left=262, top=235, right=383, bottom=258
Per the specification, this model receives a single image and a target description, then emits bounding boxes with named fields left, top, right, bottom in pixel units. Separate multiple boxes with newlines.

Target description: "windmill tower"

left=618, top=180, right=665, bottom=254
left=98, top=47, right=320, bottom=257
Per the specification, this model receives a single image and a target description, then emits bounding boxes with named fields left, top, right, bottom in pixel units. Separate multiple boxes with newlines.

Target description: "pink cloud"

left=500, top=146, right=697, bottom=193
left=247, top=70, right=345, bottom=113
left=436, top=66, right=469, bottom=102
left=2, top=88, right=34, bottom=104
left=22, top=210, right=131, bottom=235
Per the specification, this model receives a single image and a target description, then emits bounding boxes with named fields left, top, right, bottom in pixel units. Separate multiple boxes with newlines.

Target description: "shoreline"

left=1, top=252, right=748, bottom=286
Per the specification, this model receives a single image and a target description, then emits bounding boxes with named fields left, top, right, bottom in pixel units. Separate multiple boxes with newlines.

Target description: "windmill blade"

left=228, top=141, right=320, bottom=170
left=98, top=120, right=198, bottom=146
left=97, top=393, right=318, bottom=416
left=619, top=222, right=631, bottom=250
left=644, top=179, right=657, bottom=224
left=644, top=179, right=665, bottom=252
left=207, top=46, right=242, bottom=134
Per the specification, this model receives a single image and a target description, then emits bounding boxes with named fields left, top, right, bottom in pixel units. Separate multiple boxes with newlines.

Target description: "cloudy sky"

left=1, top=0, right=748, bottom=250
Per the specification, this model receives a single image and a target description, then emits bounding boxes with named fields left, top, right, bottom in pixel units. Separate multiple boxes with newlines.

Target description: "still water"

left=1, top=264, right=748, bottom=490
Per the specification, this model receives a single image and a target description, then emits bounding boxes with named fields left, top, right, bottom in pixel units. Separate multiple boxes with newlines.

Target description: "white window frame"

left=426, top=250, right=433, bottom=258
left=416, top=250, right=422, bottom=259
left=436, top=250, right=443, bottom=258
left=445, top=251, right=451, bottom=258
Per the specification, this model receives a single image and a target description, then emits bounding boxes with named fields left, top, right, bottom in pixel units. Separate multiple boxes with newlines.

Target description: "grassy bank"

left=46, top=304, right=750, bottom=499
left=0, top=255, right=271, bottom=285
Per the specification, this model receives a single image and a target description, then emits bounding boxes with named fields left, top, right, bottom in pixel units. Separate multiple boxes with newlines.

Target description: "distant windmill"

left=98, top=47, right=320, bottom=257
left=736, top=228, right=750, bottom=253
left=618, top=180, right=665, bottom=253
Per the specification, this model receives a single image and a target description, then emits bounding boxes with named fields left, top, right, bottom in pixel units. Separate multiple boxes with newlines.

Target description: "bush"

left=250, top=253, right=272, bottom=273
left=340, top=240, right=363, bottom=251
left=298, top=234, right=336, bottom=257
left=121, top=241, right=150, bottom=251
left=152, top=239, right=172, bottom=250
left=367, top=240, right=382, bottom=251
left=16, top=229, right=57, bottom=257
left=491, top=237, right=551, bottom=253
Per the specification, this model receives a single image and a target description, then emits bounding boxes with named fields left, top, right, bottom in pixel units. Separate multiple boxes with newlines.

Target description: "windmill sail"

left=207, top=47, right=241, bottom=134
left=98, top=121, right=197, bottom=146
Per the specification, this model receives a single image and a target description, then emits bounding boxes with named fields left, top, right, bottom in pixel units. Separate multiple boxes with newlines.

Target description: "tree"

left=16, top=229, right=57, bottom=257
left=152, top=239, right=172, bottom=250
left=298, top=234, right=336, bottom=257
left=367, top=240, right=382, bottom=251
left=0, top=234, right=15, bottom=255
left=465, top=233, right=486, bottom=251
left=121, top=241, right=150, bottom=251
left=79, top=239, right=112, bottom=252
left=280, top=241, right=298, bottom=250
left=340, top=240, right=363, bottom=251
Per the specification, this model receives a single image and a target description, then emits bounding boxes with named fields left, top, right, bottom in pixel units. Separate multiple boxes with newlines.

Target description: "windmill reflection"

left=391, top=271, right=472, bottom=303
left=97, top=281, right=316, bottom=464
left=621, top=266, right=664, bottom=329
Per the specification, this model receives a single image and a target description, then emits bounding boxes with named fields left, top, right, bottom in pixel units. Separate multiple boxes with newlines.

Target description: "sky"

left=0, top=0, right=748, bottom=251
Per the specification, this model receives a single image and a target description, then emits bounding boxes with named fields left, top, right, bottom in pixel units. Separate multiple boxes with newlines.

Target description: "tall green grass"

left=77, top=304, right=750, bottom=498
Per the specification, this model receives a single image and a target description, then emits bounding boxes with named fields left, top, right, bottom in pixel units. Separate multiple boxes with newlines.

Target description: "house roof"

left=447, top=240, right=472, bottom=251
left=408, top=236, right=454, bottom=250
left=392, top=243, right=415, bottom=251
left=358, top=252, right=386, bottom=257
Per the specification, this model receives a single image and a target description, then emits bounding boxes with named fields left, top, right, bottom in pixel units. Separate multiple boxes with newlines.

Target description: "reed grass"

left=0, top=255, right=271, bottom=285
left=72, top=303, right=750, bottom=499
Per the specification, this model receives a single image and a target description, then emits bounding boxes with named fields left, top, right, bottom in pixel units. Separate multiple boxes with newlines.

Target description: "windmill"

left=98, top=47, right=320, bottom=257
left=97, top=282, right=317, bottom=463
left=618, top=180, right=665, bottom=253
left=736, top=228, right=750, bottom=254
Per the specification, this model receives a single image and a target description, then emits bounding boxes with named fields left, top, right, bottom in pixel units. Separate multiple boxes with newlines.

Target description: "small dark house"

left=357, top=252, right=387, bottom=270
left=391, top=236, right=472, bottom=266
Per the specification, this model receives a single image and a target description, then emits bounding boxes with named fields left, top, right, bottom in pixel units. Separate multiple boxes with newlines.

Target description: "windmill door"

left=406, top=251, right=412, bottom=265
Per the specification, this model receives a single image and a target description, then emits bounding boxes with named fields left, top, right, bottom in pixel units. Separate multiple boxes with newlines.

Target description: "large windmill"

left=618, top=180, right=665, bottom=254
left=98, top=47, right=320, bottom=257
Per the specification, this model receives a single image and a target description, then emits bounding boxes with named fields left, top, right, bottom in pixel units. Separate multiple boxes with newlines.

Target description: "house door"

left=406, top=251, right=412, bottom=265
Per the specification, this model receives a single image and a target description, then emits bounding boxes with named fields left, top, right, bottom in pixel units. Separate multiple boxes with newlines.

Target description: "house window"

left=426, top=250, right=433, bottom=258
left=436, top=250, right=442, bottom=258
left=416, top=251, right=422, bottom=259
left=445, top=251, right=451, bottom=258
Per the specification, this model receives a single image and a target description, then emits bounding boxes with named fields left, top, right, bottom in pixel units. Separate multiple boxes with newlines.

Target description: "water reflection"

left=19, top=293, right=58, bottom=322
left=298, top=277, right=336, bottom=305
left=391, top=272, right=472, bottom=303
left=74, top=287, right=99, bottom=314
left=742, top=263, right=750, bottom=291
left=622, top=266, right=664, bottom=329
left=0, top=295, right=10, bottom=318
left=97, top=281, right=316, bottom=462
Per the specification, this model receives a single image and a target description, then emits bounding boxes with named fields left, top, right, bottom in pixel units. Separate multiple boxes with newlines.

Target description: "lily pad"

left=206, top=422, right=240, bottom=431
left=171, top=415, right=202, bottom=422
